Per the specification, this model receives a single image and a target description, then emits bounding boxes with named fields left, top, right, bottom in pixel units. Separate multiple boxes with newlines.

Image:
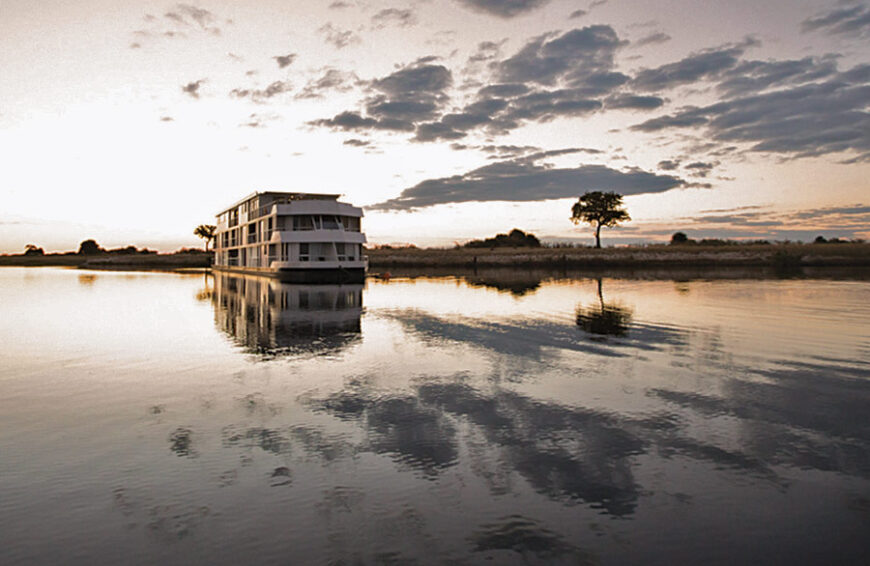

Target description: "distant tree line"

left=462, top=229, right=541, bottom=249
left=669, top=232, right=863, bottom=246
left=76, top=239, right=158, bottom=255
left=17, top=240, right=160, bottom=257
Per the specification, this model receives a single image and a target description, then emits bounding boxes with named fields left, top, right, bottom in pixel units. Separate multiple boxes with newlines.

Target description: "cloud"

left=309, top=111, right=415, bottom=132
left=477, top=83, right=531, bottom=98
left=498, top=88, right=603, bottom=121
left=131, top=5, right=225, bottom=46
left=632, top=110, right=709, bottom=131
left=229, top=80, right=292, bottom=103
left=631, top=42, right=751, bottom=92
left=310, top=60, right=452, bottom=134
left=164, top=4, right=219, bottom=31
left=401, top=25, right=651, bottom=136
left=657, top=159, right=680, bottom=170
left=371, top=8, right=417, bottom=29
left=273, top=53, right=297, bottom=69
left=568, top=9, right=587, bottom=19
left=675, top=204, right=870, bottom=239
left=631, top=64, right=870, bottom=160
left=307, top=26, right=668, bottom=143
left=802, top=3, right=870, bottom=37
left=684, top=161, right=717, bottom=177
left=497, top=26, right=626, bottom=87
left=159, top=116, right=174, bottom=122
left=240, top=112, right=281, bottom=128
left=181, top=79, right=206, bottom=98
left=318, top=23, right=362, bottom=49
left=329, top=1, right=352, bottom=8
left=295, top=68, right=360, bottom=99
left=369, top=151, right=690, bottom=210
left=715, top=56, right=838, bottom=98
left=632, top=32, right=671, bottom=47
left=455, top=0, right=551, bottom=18
left=414, top=122, right=468, bottom=142
left=605, top=93, right=664, bottom=110
left=788, top=203, right=870, bottom=221
left=343, top=138, right=373, bottom=147
left=468, top=40, right=507, bottom=64
left=371, top=61, right=452, bottom=97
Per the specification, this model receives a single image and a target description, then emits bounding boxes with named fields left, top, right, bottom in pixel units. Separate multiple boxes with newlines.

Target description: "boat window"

left=294, top=216, right=315, bottom=231
left=341, top=216, right=360, bottom=232
left=321, top=215, right=340, bottom=230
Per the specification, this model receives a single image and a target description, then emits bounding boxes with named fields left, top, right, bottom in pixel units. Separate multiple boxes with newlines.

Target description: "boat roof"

left=216, top=191, right=342, bottom=215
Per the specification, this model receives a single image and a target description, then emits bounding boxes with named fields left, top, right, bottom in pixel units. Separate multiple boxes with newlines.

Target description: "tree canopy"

left=570, top=191, right=630, bottom=248
left=77, top=239, right=103, bottom=255
left=24, top=244, right=44, bottom=256
left=194, top=224, right=217, bottom=252
left=671, top=232, right=689, bottom=244
left=463, top=228, right=541, bottom=249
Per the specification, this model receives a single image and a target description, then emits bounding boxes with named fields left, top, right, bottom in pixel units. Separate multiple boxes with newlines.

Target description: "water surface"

left=1, top=267, right=868, bottom=565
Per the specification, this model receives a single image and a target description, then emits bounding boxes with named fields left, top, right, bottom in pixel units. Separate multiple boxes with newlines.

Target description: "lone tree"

left=570, top=191, right=630, bottom=248
left=194, top=224, right=216, bottom=252
left=671, top=231, right=689, bottom=245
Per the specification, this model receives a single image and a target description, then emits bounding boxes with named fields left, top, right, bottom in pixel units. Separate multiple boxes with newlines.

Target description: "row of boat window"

left=218, top=215, right=361, bottom=247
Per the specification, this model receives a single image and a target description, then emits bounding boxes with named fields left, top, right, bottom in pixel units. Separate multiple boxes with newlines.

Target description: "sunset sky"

left=1, top=0, right=868, bottom=251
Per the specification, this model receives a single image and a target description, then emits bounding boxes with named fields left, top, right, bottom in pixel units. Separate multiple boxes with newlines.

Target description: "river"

left=1, top=267, right=868, bottom=565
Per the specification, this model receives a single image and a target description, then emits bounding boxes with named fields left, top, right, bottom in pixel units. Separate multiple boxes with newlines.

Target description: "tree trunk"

left=595, top=223, right=602, bottom=248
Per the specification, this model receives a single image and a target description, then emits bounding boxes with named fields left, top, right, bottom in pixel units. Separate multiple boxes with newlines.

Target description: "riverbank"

left=3, top=243, right=868, bottom=273
left=0, top=252, right=212, bottom=270
left=366, top=243, right=870, bottom=269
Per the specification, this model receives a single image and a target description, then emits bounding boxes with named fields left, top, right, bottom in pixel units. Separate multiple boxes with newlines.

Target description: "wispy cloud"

left=802, top=2, right=870, bottom=38
left=371, top=8, right=417, bottom=29
left=295, top=68, right=360, bottom=99
left=130, top=4, right=225, bottom=47
left=240, top=112, right=281, bottom=128
left=318, top=23, right=362, bottom=49
left=632, top=32, right=671, bottom=48
left=229, top=81, right=292, bottom=103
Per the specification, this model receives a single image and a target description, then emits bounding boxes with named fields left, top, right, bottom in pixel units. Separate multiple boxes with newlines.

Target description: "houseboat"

left=213, top=191, right=367, bottom=283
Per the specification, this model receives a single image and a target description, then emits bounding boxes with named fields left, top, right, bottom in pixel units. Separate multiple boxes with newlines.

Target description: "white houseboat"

left=213, top=191, right=367, bottom=283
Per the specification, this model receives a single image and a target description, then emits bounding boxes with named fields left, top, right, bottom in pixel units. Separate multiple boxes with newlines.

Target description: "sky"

left=1, top=0, right=869, bottom=252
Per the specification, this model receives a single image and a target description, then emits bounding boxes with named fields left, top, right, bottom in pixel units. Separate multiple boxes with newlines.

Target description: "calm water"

left=1, top=267, right=869, bottom=565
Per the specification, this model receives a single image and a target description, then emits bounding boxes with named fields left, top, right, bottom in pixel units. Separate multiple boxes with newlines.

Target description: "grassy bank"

left=367, top=243, right=870, bottom=269
left=0, top=252, right=212, bottom=270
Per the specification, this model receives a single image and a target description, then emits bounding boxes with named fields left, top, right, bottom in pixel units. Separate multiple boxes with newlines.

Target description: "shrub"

left=670, top=232, right=689, bottom=245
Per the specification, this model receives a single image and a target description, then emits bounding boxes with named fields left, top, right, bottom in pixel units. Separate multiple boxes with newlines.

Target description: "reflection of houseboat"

left=214, top=191, right=367, bottom=283
left=213, top=272, right=363, bottom=356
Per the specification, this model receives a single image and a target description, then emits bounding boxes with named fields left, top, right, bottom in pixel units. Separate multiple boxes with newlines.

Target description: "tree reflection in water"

left=212, top=272, right=362, bottom=357
left=576, top=278, right=633, bottom=337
